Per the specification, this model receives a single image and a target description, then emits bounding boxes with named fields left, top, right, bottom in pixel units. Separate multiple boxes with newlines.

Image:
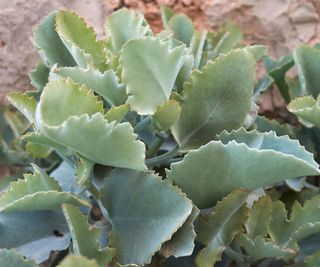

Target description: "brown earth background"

left=1, top=0, right=320, bottom=112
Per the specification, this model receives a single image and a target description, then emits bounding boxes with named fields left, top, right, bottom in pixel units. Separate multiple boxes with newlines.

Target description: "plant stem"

left=134, top=116, right=152, bottom=132
left=257, top=258, right=273, bottom=267
left=146, top=145, right=180, bottom=168
left=146, top=137, right=164, bottom=158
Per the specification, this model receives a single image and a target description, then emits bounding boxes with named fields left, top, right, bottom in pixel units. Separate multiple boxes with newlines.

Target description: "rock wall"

left=1, top=0, right=319, bottom=103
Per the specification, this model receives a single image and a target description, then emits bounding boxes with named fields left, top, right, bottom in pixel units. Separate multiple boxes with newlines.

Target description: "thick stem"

left=146, top=145, right=180, bottom=168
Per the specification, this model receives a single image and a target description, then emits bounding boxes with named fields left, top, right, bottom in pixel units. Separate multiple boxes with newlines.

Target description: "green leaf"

left=56, top=10, right=107, bottom=70
left=168, top=128, right=319, bottom=208
left=208, top=23, right=242, bottom=60
left=51, top=161, right=77, bottom=192
left=101, top=169, right=193, bottom=265
left=58, top=255, right=100, bottom=267
left=0, top=165, right=90, bottom=211
left=288, top=96, right=320, bottom=128
left=160, top=6, right=174, bottom=28
left=29, top=62, right=50, bottom=91
left=35, top=78, right=103, bottom=128
left=0, top=249, right=37, bottom=267
left=22, top=132, right=73, bottom=156
left=54, top=66, right=127, bottom=106
left=174, top=54, right=194, bottom=93
left=0, top=210, right=70, bottom=263
left=253, top=75, right=274, bottom=100
left=245, top=196, right=272, bottom=239
left=264, top=54, right=294, bottom=102
left=120, top=37, right=186, bottom=115
left=105, top=8, right=151, bottom=53
left=153, top=100, right=181, bottom=131
left=105, top=104, right=130, bottom=123
left=168, top=14, right=194, bottom=46
left=7, top=92, right=36, bottom=123
left=195, top=189, right=249, bottom=267
left=294, top=45, right=320, bottom=97
left=190, top=30, right=207, bottom=69
left=269, top=195, right=320, bottom=244
left=25, top=142, right=52, bottom=159
left=254, top=115, right=294, bottom=137
left=235, top=235, right=297, bottom=262
left=161, top=206, right=199, bottom=258
left=171, top=48, right=255, bottom=150
left=245, top=45, right=267, bottom=61
left=62, top=204, right=115, bottom=266
left=33, top=11, right=76, bottom=67
left=303, top=251, right=320, bottom=267
left=35, top=78, right=145, bottom=170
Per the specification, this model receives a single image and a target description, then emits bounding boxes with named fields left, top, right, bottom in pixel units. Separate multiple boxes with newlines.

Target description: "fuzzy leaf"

left=0, top=249, right=37, bottom=267
left=0, top=210, right=70, bottom=263
left=51, top=161, right=77, bottom=192
left=35, top=78, right=145, bottom=170
left=62, top=204, right=115, bottom=266
left=56, top=10, right=107, bottom=70
left=105, top=104, right=130, bottom=123
left=171, top=49, right=255, bottom=150
left=288, top=96, right=320, bottom=128
left=120, top=37, right=186, bottom=114
left=58, top=255, right=100, bottom=267
left=235, top=235, right=297, bottom=262
left=245, top=196, right=272, bottom=238
left=195, top=189, right=249, bottom=267
left=54, top=67, right=127, bottom=106
left=246, top=45, right=267, bottom=61
left=160, top=6, right=174, bottom=28
left=7, top=92, right=36, bottom=123
left=105, top=8, right=150, bottom=52
left=29, top=62, right=50, bottom=91
left=254, top=115, right=294, bottom=137
left=190, top=30, right=207, bottom=69
left=294, top=45, right=320, bottom=97
left=168, top=129, right=319, bottom=208
left=33, top=11, right=76, bottom=67
left=269, top=195, right=320, bottom=244
left=253, top=75, right=274, bottom=100
left=168, top=14, right=194, bottom=46
left=101, top=169, right=193, bottom=265
left=0, top=165, right=90, bottom=212
left=153, top=100, right=181, bottom=131
left=161, top=206, right=199, bottom=258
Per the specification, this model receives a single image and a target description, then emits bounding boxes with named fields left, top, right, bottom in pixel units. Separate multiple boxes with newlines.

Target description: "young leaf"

left=0, top=249, right=37, bottom=267
left=56, top=10, right=107, bottom=70
left=58, top=255, right=100, bottom=267
left=168, top=14, right=194, bottom=46
left=62, top=204, right=115, bottom=266
left=269, top=195, right=320, bottom=245
left=195, top=189, right=250, bottom=267
left=161, top=206, right=200, bottom=258
left=294, top=45, right=320, bottom=97
left=152, top=100, right=181, bottom=131
left=100, top=168, right=193, bottom=266
left=190, top=30, right=207, bottom=69
left=120, top=37, right=186, bottom=115
left=235, top=235, right=297, bottom=262
left=0, top=165, right=90, bottom=211
left=54, top=67, right=127, bottom=106
left=171, top=48, right=255, bottom=150
left=29, top=62, right=50, bottom=91
left=35, top=78, right=145, bottom=170
left=245, top=196, right=272, bottom=239
left=288, top=95, right=320, bottom=128
left=33, top=11, right=76, bottom=67
left=105, top=8, right=151, bottom=52
left=168, top=129, right=319, bottom=208
left=7, top=92, right=36, bottom=123
left=105, top=104, right=130, bottom=123
left=0, top=210, right=70, bottom=263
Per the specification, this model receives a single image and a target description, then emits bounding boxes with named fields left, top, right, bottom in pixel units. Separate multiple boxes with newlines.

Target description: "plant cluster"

left=2, top=6, right=320, bottom=267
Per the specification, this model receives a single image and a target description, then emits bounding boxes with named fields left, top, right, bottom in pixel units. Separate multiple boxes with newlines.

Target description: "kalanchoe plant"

left=3, top=6, right=320, bottom=267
